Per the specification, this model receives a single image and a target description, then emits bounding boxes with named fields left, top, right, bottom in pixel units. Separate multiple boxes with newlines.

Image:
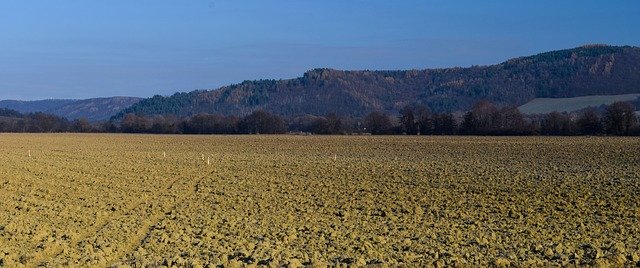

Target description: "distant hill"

left=518, top=93, right=640, bottom=114
left=0, top=99, right=77, bottom=113
left=116, top=45, right=640, bottom=119
left=0, top=97, right=141, bottom=121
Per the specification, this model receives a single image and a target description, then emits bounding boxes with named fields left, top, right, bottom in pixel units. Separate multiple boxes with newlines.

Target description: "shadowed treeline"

left=1, top=100, right=638, bottom=136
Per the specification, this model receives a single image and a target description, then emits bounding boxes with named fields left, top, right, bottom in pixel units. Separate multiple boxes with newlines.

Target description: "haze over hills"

left=0, top=97, right=141, bottom=121
left=0, top=99, right=77, bottom=114
left=115, top=45, right=640, bottom=119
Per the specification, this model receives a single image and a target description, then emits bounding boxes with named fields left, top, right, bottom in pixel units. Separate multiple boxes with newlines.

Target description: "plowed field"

left=0, top=134, right=638, bottom=267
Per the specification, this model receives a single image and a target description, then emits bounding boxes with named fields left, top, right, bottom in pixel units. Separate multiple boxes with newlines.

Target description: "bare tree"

left=577, top=108, right=602, bottom=135
left=604, top=101, right=637, bottom=135
left=364, top=111, right=393, bottom=135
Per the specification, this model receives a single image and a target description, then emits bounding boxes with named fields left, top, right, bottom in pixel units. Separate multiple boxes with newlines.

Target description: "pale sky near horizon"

left=1, top=0, right=639, bottom=100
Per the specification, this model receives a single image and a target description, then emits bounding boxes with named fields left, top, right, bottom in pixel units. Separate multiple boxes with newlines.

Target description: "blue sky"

left=0, top=0, right=639, bottom=100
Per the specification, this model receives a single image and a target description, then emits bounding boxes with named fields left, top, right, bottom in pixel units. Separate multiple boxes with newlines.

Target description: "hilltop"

left=116, top=45, right=640, bottom=118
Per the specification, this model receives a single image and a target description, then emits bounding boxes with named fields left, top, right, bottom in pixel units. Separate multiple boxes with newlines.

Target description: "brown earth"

left=0, top=134, right=638, bottom=267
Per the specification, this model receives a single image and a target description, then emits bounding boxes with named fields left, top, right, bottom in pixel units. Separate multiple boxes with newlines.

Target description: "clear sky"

left=1, top=0, right=639, bottom=100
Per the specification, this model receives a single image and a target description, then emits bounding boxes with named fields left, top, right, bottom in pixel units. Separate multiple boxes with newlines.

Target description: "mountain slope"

left=48, top=97, right=143, bottom=121
left=0, top=97, right=141, bottom=121
left=112, top=45, right=639, bottom=117
left=0, top=99, right=77, bottom=113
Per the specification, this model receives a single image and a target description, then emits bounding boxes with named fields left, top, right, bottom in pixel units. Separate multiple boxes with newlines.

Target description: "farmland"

left=0, top=134, right=639, bottom=267
left=518, top=93, right=640, bottom=114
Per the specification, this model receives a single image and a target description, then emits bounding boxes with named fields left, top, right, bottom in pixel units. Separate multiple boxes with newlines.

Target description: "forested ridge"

left=115, top=45, right=640, bottom=118
left=2, top=45, right=640, bottom=136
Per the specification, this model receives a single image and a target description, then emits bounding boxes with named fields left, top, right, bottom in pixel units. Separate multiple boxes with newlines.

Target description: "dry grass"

left=0, top=134, right=638, bottom=267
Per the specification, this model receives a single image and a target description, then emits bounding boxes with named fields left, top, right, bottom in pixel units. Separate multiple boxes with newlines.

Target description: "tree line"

left=1, top=101, right=639, bottom=136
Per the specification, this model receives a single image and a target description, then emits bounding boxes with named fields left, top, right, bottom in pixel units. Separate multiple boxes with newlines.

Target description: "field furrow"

left=0, top=134, right=638, bottom=266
